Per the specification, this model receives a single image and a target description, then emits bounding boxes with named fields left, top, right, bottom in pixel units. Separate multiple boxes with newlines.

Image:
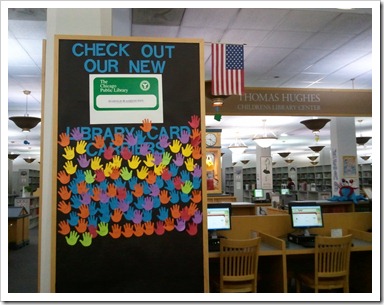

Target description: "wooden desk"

left=208, top=229, right=372, bottom=293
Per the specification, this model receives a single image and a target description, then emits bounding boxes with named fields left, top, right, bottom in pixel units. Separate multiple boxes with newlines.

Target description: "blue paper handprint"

left=157, top=207, right=168, bottom=221
left=68, top=211, right=79, bottom=226
left=170, top=190, right=180, bottom=204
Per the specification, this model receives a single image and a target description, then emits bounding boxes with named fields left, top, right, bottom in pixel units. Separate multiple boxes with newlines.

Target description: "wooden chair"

left=296, top=234, right=353, bottom=293
left=219, top=238, right=261, bottom=293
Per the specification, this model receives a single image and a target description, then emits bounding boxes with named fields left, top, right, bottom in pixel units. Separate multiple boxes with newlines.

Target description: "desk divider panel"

left=52, top=35, right=207, bottom=293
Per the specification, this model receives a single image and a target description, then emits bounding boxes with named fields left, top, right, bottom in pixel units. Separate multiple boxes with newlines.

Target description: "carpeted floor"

left=8, top=226, right=38, bottom=293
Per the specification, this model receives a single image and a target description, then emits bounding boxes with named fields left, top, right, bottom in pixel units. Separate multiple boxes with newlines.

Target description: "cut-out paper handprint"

left=178, top=129, right=190, bottom=144
left=77, top=204, right=90, bottom=218
left=132, top=183, right=144, bottom=198
left=137, top=166, right=149, bottom=180
left=170, top=205, right=181, bottom=219
left=139, top=143, right=150, bottom=156
left=157, top=207, right=168, bottom=221
left=58, top=220, right=70, bottom=235
left=70, top=127, right=83, bottom=141
left=125, top=133, right=137, bottom=146
left=93, top=134, right=105, bottom=149
left=107, top=183, right=117, bottom=198
left=128, top=155, right=141, bottom=169
left=159, top=190, right=171, bottom=205
left=164, top=218, right=175, bottom=232
left=112, top=133, right=124, bottom=146
left=155, top=221, right=165, bottom=235
left=161, top=151, right=172, bottom=166
left=109, top=167, right=120, bottom=180
left=143, top=153, right=155, bottom=167
left=172, top=153, right=184, bottom=167
left=96, top=222, right=109, bottom=236
left=122, top=223, right=134, bottom=238
left=103, top=146, right=114, bottom=160
left=111, top=208, right=123, bottom=223
left=169, top=139, right=182, bottom=153
left=159, top=135, right=170, bottom=148
left=144, top=221, right=155, bottom=236
left=175, top=218, right=186, bottom=232
left=79, top=232, right=92, bottom=247
left=190, top=190, right=202, bottom=204
left=75, top=218, right=88, bottom=233
left=58, top=186, right=72, bottom=200
left=186, top=222, right=198, bottom=236
left=63, top=160, right=77, bottom=175
left=58, top=132, right=70, bottom=147
left=91, top=156, right=103, bottom=170
left=76, top=140, right=87, bottom=154
left=181, top=144, right=193, bottom=157
left=133, top=223, right=144, bottom=237
left=65, top=231, right=79, bottom=246
left=68, top=211, right=80, bottom=226
left=145, top=170, right=157, bottom=184
left=188, top=202, right=198, bottom=216
left=142, top=210, right=152, bottom=222
left=181, top=181, right=193, bottom=194
left=120, top=167, right=132, bottom=181
left=57, top=170, right=70, bottom=184
left=188, top=115, right=200, bottom=129
left=120, top=146, right=133, bottom=160
left=140, top=118, right=152, bottom=132
left=192, top=210, right=203, bottom=224
left=58, top=200, right=71, bottom=214
left=180, top=206, right=192, bottom=221
left=109, top=224, right=122, bottom=239
left=161, top=168, right=172, bottom=181
left=154, top=163, right=165, bottom=176
left=192, top=146, right=202, bottom=160
left=77, top=154, right=90, bottom=168
left=88, top=225, right=98, bottom=238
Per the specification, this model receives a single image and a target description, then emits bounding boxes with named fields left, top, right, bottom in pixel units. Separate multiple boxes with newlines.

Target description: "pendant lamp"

left=253, top=119, right=277, bottom=148
left=8, top=153, right=20, bottom=160
left=9, top=90, right=41, bottom=132
left=300, top=118, right=330, bottom=134
left=278, top=152, right=290, bottom=158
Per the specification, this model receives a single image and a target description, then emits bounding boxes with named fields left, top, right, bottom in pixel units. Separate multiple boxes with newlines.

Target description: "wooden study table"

left=208, top=229, right=372, bottom=293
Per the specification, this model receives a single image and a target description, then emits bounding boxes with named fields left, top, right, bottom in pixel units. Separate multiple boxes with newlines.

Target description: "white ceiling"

left=6, top=6, right=375, bottom=166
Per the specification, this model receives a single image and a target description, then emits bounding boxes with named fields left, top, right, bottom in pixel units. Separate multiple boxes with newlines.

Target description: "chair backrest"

left=315, top=234, right=353, bottom=282
left=219, top=238, right=261, bottom=293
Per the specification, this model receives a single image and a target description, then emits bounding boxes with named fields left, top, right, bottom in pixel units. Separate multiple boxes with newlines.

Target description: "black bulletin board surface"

left=54, top=36, right=205, bottom=293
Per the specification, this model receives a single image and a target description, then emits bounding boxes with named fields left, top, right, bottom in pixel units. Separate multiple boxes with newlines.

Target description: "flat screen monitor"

left=207, top=203, right=232, bottom=238
left=281, top=188, right=290, bottom=195
left=289, top=204, right=324, bottom=236
left=253, top=189, right=264, bottom=199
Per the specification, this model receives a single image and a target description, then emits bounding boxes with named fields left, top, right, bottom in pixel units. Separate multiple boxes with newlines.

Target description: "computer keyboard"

left=300, top=241, right=315, bottom=248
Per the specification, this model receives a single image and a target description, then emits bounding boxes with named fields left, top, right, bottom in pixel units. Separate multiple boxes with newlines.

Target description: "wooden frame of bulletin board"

left=51, top=35, right=208, bottom=293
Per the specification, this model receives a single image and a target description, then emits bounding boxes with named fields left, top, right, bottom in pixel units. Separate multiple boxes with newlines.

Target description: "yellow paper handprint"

left=91, top=156, right=103, bottom=170
left=62, top=146, right=75, bottom=160
left=76, top=140, right=87, bottom=154
left=63, top=160, right=77, bottom=175
left=128, top=155, right=141, bottom=169
left=169, top=139, right=182, bottom=153
left=137, top=166, right=149, bottom=180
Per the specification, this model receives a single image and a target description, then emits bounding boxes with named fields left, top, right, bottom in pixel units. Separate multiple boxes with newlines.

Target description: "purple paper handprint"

left=149, top=184, right=160, bottom=197
left=178, top=129, right=190, bottom=144
left=159, top=135, right=170, bottom=148
left=153, top=151, right=163, bottom=165
left=77, top=154, right=90, bottom=168
left=118, top=199, right=130, bottom=212
left=132, top=210, right=143, bottom=224
left=139, top=143, right=150, bottom=156
left=192, top=165, right=202, bottom=177
left=143, top=197, right=153, bottom=211
left=192, top=210, right=203, bottom=224
left=70, top=127, right=83, bottom=141
left=81, top=192, right=91, bottom=205
left=125, top=133, right=137, bottom=146
left=175, top=218, right=186, bottom=232
left=173, top=153, right=184, bottom=167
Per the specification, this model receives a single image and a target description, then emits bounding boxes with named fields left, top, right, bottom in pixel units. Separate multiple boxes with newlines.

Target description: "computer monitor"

left=207, top=203, right=232, bottom=239
left=253, top=189, right=265, bottom=200
left=281, top=188, right=290, bottom=195
left=289, top=204, right=324, bottom=236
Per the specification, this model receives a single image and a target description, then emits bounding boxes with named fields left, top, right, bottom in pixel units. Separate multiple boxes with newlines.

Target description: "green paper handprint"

left=161, top=151, right=172, bottom=166
left=96, top=222, right=109, bottom=236
left=84, top=170, right=96, bottom=184
left=181, top=180, right=193, bottom=194
left=65, top=231, right=79, bottom=246
left=120, top=167, right=133, bottom=181
left=79, top=232, right=92, bottom=247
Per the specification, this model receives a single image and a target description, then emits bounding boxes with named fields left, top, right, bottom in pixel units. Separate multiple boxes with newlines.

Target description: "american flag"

left=211, top=43, right=244, bottom=96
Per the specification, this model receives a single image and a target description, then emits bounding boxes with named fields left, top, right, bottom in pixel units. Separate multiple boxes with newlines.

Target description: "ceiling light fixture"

left=310, top=161, right=318, bottom=166
left=308, top=155, right=318, bottom=161
left=228, top=135, right=248, bottom=155
left=300, top=118, right=330, bottom=134
left=309, top=145, right=325, bottom=153
left=8, top=153, right=20, bottom=160
left=253, top=119, right=278, bottom=148
left=278, top=152, right=290, bottom=158
left=360, top=155, right=371, bottom=161
left=24, top=157, right=36, bottom=163
left=284, top=158, right=294, bottom=164
left=240, top=160, right=250, bottom=165
left=356, top=119, right=371, bottom=145
left=9, top=90, right=41, bottom=132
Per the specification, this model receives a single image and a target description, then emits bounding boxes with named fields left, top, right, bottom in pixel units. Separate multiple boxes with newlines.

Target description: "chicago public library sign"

left=205, top=87, right=372, bottom=117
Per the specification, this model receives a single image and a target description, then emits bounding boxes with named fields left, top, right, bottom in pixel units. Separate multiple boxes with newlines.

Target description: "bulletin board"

left=53, top=35, right=206, bottom=293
